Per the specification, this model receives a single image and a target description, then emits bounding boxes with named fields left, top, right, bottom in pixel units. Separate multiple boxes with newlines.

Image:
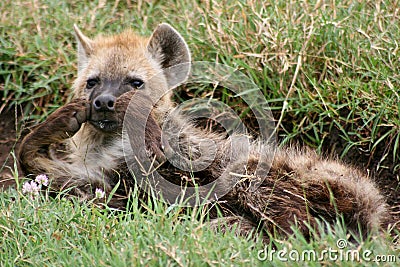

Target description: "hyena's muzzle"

left=90, top=93, right=118, bottom=131
left=88, top=79, right=132, bottom=132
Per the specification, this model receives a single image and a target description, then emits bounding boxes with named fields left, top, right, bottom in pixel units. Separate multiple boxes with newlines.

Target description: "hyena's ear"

left=147, top=23, right=191, bottom=88
left=73, top=24, right=94, bottom=72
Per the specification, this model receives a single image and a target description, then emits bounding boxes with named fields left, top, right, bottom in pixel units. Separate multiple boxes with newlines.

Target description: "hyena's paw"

left=115, top=90, right=137, bottom=117
left=115, top=90, right=156, bottom=120
left=45, top=98, right=90, bottom=136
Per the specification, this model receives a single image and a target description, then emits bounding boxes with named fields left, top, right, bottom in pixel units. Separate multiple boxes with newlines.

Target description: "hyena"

left=18, top=23, right=389, bottom=241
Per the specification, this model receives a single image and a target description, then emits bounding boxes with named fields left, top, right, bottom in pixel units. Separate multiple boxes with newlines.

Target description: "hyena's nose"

left=93, top=94, right=116, bottom=112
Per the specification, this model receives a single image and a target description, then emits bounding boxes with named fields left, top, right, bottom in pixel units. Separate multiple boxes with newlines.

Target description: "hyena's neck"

left=70, top=123, right=121, bottom=155
left=67, top=123, right=126, bottom=179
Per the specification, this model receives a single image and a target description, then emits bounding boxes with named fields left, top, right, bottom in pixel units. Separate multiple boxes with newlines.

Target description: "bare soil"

left=0, top=109, right=20, bottom=189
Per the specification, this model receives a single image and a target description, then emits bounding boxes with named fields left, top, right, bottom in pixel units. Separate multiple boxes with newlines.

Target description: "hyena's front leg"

left=115, top=90, right=166, bottom=163
left=18, top=99, right=89, bottom=175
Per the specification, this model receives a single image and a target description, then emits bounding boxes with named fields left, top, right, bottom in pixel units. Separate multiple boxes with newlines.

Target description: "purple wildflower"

left=35, top=174, right=49, bottom=186
left=22, top=181, right=40, bottom=196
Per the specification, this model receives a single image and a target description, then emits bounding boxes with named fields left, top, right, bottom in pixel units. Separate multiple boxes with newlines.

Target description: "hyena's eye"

left=128, top=79, right=144, bottom=89
left=86, top=78, right=99, bottom=89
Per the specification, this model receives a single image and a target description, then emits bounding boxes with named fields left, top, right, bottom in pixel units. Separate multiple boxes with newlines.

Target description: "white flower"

left=95, top=188, right=105, bottom=199
left=22, top=181, right=40, bottom=196
left=35, top=174, right=49, bottom=186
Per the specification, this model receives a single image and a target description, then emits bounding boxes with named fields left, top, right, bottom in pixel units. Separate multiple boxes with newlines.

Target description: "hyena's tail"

left=219, top=146, right=390, bottom=240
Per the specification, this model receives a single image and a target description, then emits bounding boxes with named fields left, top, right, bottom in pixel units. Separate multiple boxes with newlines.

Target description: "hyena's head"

left=72, top=23, right=190, bottom=132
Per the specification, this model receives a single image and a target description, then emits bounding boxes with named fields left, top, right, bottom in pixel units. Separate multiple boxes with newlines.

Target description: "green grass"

left=0, top=186, right=255, bottom=266
left=1, top=0, right=400, bottom=265
left=0, top=185, right=397, bottom=267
